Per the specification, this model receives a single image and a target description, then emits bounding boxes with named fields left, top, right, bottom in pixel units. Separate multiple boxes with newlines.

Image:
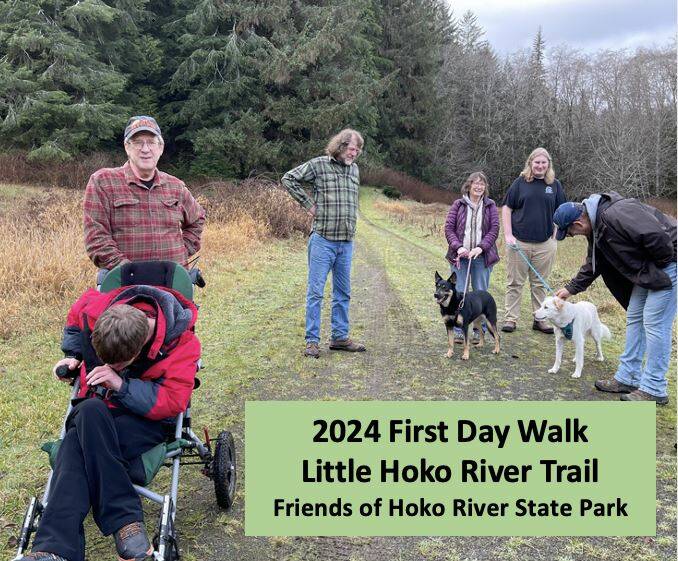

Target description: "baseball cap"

left=553, top=202, right=584, bottom=241
left=124, top=115, right=162, bottom=142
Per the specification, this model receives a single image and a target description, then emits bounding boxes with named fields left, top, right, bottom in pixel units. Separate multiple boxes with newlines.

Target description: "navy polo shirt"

left=504, top=177, right=566, bottom=243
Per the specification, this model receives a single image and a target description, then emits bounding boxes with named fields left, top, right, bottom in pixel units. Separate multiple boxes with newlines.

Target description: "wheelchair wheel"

left=213, top=430, right=236, bottom=509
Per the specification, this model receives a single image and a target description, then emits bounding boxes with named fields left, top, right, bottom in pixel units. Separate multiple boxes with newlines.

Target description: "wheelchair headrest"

left=100, top=260, right=194, bottom=300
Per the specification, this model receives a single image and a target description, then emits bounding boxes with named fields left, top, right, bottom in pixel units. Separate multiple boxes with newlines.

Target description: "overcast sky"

left=447, top=0, right=676, bottom=55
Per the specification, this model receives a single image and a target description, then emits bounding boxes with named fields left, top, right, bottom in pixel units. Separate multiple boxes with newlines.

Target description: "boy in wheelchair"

left=20, top=283, right=200, bottom=561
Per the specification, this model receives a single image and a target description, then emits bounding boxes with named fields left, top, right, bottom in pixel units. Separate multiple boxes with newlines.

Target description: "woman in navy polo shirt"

left=501, top=147, right=566, bottom=333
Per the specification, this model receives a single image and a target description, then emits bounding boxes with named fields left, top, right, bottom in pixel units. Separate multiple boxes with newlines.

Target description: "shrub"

left=362, top=166, right=455, bottom=204
left=382, top=186, right=402, bottom=199
left=0, top=151, right=120, bottom=190
left=194, top=178, right=310, bottom=239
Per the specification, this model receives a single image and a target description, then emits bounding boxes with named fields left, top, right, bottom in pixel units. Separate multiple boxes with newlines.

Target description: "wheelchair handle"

left=87, top=385, right=109, bottom=400
left=56, top=364, right=79, bottom=380
left=189, top=268, right=206, bottom=288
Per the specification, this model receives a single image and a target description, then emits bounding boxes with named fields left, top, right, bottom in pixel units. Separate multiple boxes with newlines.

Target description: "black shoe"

left=501, top=321, right=516, bottom=333
left=532, top=320, right=554, bottom=334
left=18, top=553, right=69, bottom=561
left=620, top=389, right=669, bottom=405
left=114, top=521, right=152, bottom=561
left=594, top=378, right=638, bottom=394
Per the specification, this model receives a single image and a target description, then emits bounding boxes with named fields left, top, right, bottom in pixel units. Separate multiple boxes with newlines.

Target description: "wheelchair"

left=14, top=261, right=237, bottom=561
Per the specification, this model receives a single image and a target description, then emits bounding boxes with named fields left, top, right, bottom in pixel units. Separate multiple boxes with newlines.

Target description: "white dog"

left=534, top=296, right=611, bottom=378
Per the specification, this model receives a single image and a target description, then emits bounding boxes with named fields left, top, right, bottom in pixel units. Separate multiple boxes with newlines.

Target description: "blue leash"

left=509, top=242, right=574, bottom=340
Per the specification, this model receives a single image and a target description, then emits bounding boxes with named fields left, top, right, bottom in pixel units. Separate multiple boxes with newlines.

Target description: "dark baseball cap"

left=124, top=115, right=162, bottom=142
left=553, top=202, right=584, bottom=240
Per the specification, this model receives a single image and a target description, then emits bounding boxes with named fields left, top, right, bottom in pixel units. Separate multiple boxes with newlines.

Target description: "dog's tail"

left=600, top=323, right=612, bottom=340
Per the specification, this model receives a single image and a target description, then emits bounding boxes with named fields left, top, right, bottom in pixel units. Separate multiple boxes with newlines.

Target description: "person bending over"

left=553, top=193, right=676, bottom=405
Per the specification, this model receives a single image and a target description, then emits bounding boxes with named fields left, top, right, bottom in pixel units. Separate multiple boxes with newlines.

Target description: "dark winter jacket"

left=565, top=192, right=677, bottom=309
left=61, top=285, right=200, bottom=420
left=445, top=197, right=500, bottom=267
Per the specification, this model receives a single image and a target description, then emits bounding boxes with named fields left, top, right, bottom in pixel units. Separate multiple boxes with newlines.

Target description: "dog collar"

left=562, top=320, right=574, bottom=340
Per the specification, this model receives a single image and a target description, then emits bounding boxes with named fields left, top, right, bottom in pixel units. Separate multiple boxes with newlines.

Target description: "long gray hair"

left=325, top=129, right=364, bottom=159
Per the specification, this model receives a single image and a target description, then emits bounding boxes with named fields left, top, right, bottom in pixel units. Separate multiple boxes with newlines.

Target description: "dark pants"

left=32, top=399, right=164, bottom=561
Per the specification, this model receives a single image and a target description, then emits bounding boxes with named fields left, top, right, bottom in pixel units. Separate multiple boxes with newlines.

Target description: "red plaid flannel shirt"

left=84, top=162, right=205, bottom=269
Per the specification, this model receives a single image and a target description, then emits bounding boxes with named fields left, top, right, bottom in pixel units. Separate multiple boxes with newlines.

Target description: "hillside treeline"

left=0, top=1, right=675, bottom=198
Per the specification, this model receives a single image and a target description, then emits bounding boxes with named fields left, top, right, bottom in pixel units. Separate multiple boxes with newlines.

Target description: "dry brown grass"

left=373, top=198, right=449, bottom=237
left=201, top=214, right=267, bottom=262
left=647, top=197, right=676, bottom=217
left=0, top=190, right=93, bottom=338
left=195, top=178, right=311, bottom=239
left=373, top=200, right=410, bottom=219
left=0, top=179, right=310, bottom=339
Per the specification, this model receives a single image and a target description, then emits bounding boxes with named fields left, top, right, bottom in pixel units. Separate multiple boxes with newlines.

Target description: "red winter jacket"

left=61, top=285, right=200, bottom=420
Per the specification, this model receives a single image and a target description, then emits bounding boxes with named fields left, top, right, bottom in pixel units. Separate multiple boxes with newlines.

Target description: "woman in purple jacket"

left=444, top=172, right=500, bottom=337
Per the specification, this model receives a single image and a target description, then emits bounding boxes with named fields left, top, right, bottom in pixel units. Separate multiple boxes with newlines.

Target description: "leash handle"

left=509, top=242, right=555, bottom=295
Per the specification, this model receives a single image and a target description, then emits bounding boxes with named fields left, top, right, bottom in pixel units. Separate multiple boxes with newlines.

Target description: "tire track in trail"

left=358, top=209, right=445, bottom=260
left=192, top=220, right=449, bottom=561
left=194, top=225, right=436, bottom=561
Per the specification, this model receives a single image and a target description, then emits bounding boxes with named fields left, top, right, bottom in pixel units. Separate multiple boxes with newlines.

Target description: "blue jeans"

left=614, top=262, right=677, bottom=397
left=453, top=257, right=493, bottom=293
left=451, top=257, right=493, bottom=336
left=306, top=232, right=353, bottom=343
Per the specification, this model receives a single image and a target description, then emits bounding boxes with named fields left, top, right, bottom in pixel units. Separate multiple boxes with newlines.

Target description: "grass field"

left=0, top=183, right=675, bottom=561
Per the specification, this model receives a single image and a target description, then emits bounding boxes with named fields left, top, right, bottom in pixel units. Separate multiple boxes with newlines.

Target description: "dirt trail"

left=190, top=217, right=675, bottom=561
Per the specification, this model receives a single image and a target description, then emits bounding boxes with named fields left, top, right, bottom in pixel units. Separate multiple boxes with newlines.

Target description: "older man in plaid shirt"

left=282, top=128, right=367, bottom=358
left=84, top=116, right=205, bottom=281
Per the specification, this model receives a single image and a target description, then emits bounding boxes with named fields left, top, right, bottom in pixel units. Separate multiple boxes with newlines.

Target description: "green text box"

left=245, top=401, right=655, bottom=536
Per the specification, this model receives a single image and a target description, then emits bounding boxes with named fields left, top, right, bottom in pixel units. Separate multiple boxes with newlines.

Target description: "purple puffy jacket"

left=444, top=197, right=500, bottom=267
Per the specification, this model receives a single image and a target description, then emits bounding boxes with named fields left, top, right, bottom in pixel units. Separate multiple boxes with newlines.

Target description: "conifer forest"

left=0, top=1, right=675, bottom=198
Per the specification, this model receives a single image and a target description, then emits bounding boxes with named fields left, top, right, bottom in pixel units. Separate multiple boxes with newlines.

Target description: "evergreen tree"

left=167, top=0, right=385, bottom=177
left=526, top=26, right=552, bottom=148
left=435, top=10, right=509, bottom=187
left=376, top=0, right=453, bottom=182
left=457, top=10, right=487, bottom=53
left=530, top=26, right=546, bottom=82
left=0, top=0, right=137, bottom=160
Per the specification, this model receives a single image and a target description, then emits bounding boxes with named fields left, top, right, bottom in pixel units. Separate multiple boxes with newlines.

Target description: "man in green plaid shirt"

left=282, top=129, right=367, bottom=358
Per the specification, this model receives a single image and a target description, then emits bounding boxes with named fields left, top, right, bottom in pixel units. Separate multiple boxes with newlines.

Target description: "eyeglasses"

left=128, top=139, right=162, bottom=150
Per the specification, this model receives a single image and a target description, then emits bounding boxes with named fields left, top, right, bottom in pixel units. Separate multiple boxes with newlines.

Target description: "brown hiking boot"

left=594, top=378, right=638, bottom=394
left=304, top=342, right=320, bottom=358
left=620, top=389, right=669, bottom=405
left=501, top=321, right=516, bottom=333
left=113, top=521, right=152, bottom=561
left=532, top=320, right=554, bottom=334
left=329, top=338, right=366, bottom=352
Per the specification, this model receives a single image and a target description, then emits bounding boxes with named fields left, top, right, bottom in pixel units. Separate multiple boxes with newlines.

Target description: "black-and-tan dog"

left=434, top=271, right=500, bottom=360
